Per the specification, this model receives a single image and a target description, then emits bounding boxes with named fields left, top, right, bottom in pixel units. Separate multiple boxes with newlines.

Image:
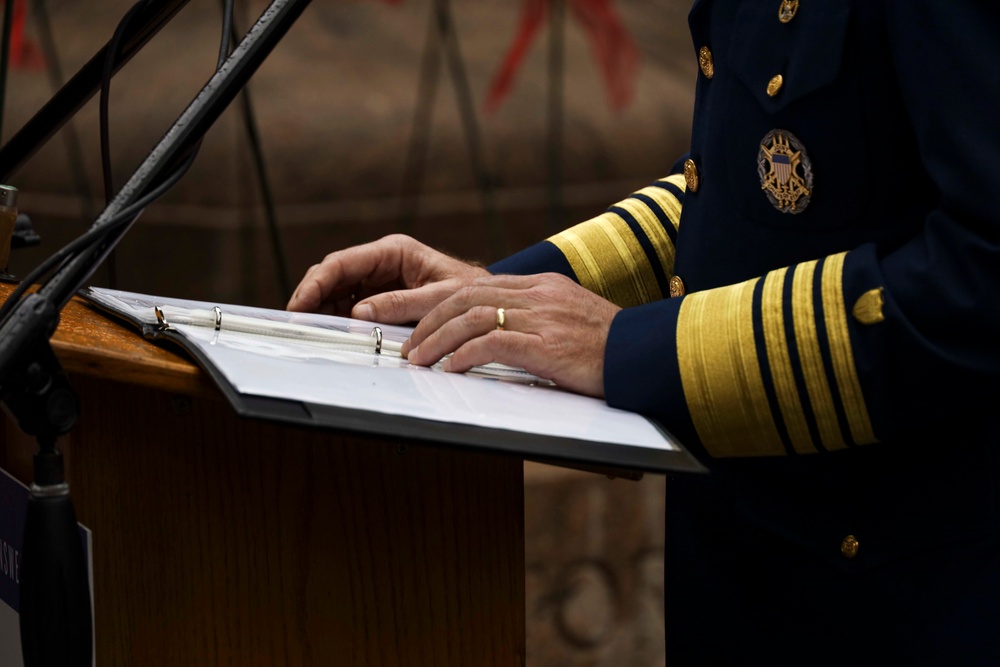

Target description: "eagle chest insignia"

left=757, top=129, right=814, bottom=214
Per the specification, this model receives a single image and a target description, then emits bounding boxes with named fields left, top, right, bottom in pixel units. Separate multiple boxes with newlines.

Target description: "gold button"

left=698, top=46, right=714, bottom=79
left=669, top=275, right=686, bottom=298
left=778, top=0, right=799, bottom=23
left=683, top=159, right=700, bottom=192
left=767, top=74, right=784, bottom=97
left=840, top=535, right=859, bottom=559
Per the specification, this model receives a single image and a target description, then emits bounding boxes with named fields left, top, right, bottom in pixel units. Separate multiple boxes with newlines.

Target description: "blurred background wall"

left=2, top=0, right=695, bottom=664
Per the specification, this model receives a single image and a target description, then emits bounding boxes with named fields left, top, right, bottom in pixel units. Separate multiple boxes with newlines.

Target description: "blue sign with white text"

left=0, top=467, right=91, bottom=614
left=0, top=468, right=28, bottom=614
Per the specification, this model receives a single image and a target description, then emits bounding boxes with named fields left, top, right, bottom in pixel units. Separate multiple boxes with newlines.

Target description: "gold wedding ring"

left=496, top=307, right=506, bottom=331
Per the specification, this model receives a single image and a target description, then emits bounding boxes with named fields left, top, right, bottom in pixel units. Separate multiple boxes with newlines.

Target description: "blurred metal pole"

left=33, top=0, right=97, bottom=227
left=435, top=0, right=506, bottom=260
left=397, top=4, right=444, bottom=237
left=224, top=1, right=292, bottom=302
left=547, top=0, right=565, bottom=236
left=0, top=0, right=15, bottom=141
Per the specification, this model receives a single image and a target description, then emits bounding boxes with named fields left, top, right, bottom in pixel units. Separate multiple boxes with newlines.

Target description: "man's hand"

left=401, top=273, right=620, bottom=398
left=287, top=234, right=490, bottom=323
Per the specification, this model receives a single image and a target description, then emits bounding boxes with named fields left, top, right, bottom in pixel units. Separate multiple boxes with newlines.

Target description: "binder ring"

left=370, top=326, right=383, bottom=355
left=213, top=306, right=223, bottom=332
left=154, top=305, right=171, bottom=331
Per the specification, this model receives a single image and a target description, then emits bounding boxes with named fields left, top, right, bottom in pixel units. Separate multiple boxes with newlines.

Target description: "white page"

left=85, top=288, right=677, bottom=452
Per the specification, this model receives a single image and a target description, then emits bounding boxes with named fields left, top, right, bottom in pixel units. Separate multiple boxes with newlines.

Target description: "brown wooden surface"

left=0, top=282, right=211, bottom=398
left=1, top=284, right=526, bottom=665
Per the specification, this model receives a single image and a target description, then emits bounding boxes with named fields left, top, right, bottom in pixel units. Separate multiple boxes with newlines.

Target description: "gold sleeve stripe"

left=676, top=252, right=877, bottom=458
left=547, top=175, right=683, bottom=307
left=820, top=252, right=877, bottom=445
left=549, top=212, right=659, bottom=308
left=614, top=197, right=676, bottom=282
left=637, top=183, right=684, bottom=233
left=659, top=172, right=689, bottom=196
left=600, top=212, right=660, bottom=304
left=677, top=277, right=786, bottom=457
left=552, top=226, right=612, bottom=299
left=761, top=268, right=817, bottom=454
left=791, top=261, right=847, bottom=451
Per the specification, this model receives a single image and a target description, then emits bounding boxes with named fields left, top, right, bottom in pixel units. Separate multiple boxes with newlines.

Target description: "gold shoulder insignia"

left=852, top=288, right=885, bottom=325
left=758, top=129, right=813, bottom=214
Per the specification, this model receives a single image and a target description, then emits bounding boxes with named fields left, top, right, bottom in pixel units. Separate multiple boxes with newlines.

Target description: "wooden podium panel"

left=1, top=287, right=525, bottom=666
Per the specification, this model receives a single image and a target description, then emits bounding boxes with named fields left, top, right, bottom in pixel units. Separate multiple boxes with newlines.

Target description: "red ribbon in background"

left=3, top=0, right=45, bottom=70
left=484, top=0, right=639, bottom=114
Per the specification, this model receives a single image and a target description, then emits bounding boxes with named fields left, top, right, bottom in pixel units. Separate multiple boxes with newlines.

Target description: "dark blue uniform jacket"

left=491, top=0, right=1000, bottom=662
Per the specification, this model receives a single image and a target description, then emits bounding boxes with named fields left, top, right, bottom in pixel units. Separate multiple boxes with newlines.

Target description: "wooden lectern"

left=0, top=284, right=525, bottom=665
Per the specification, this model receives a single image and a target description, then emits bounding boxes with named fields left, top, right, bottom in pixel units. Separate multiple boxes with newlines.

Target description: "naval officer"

left=290, top=1, right=1000, bottom=661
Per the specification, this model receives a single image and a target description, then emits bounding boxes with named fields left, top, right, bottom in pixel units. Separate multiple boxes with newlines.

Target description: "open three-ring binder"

left=81, top=287, right=705, bottom=474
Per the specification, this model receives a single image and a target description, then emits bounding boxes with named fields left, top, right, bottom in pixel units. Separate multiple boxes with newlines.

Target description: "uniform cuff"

left=488, top=240, right=577, bottom=281
left=604, top=299, right=702, bottom=452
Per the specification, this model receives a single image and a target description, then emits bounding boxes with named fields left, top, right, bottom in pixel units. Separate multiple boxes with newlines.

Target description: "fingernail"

left=441, top=357, right=451, bottom=372
left=354, top=304, right=373, bottom=320
left=408, top=345, right=420, bottom=362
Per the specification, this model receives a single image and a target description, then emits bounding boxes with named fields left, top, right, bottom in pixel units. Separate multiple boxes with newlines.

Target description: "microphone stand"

left=0, top=0, right=312, bottom=663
